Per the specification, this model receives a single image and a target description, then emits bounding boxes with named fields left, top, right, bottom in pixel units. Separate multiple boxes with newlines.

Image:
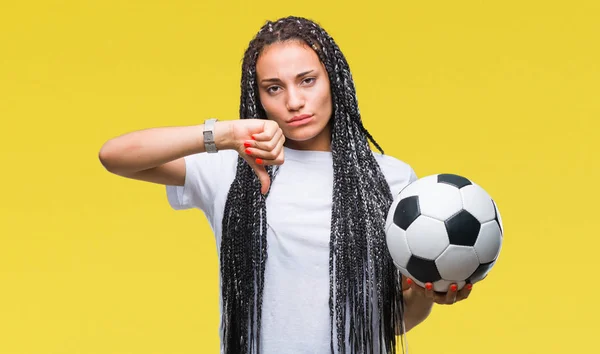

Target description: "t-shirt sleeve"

left=408, top=166, right=418, bottom=183
left=374, top=153, right=418, bottom=196
left=165, top=150, right=237, bottom=216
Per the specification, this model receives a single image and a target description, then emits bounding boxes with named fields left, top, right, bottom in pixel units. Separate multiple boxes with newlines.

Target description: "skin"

left=243, top=41, right=473, bottom=332
left=98, top=35, right=475, bottom=339
left=255, top=40, right=333, bottom=152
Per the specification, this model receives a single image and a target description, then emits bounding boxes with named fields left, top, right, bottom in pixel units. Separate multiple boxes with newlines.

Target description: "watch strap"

left=203, top=118, right=218, bottom=153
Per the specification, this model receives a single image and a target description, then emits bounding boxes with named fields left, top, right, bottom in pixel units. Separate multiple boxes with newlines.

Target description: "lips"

left=289, top=114, right=313, bottom=123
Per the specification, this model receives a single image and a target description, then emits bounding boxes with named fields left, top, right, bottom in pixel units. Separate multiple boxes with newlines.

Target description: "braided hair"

left=220, top=16, right=404, bottom=353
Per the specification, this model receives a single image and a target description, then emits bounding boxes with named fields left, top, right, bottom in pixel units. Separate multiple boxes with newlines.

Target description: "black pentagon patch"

left=466, top=261, right=495, bottom=283
left=492, top=199, right=503, bottom=235
left=437, top=173, right=472, bottom=189
left=445, top=210, right=481, bottom=246
left=406, top=255, right=442, bottom=283
left=393, top=196, right=421, bottom=231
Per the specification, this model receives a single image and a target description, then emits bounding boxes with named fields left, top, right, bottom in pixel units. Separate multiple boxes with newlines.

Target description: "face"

left=256, top=41, right=333, bottom=151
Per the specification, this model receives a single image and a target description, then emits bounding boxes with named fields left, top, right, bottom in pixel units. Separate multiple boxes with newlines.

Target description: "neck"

left=284, top=140, right=331, bottom=152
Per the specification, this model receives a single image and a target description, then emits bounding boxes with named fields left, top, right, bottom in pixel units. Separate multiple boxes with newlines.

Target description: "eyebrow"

left=260, top=70, right=315, bottom=84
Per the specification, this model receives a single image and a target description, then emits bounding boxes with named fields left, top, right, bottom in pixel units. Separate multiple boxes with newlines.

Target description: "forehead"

left=256, top=41, right=322, bottom=78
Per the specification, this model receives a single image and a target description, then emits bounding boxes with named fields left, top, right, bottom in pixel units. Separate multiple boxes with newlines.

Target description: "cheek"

left=259, top=94, right=283, bottom=119
left=316, top=86, right=332, bottom=115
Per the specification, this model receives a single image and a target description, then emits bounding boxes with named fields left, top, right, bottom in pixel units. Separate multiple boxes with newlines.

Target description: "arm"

left=98, top=121, right=234, bottom=186
left=398, top=287, right=434, bottom=334
left=99, top=119, right=285, bottom=194
left=396, top=277, right=473, bottom=335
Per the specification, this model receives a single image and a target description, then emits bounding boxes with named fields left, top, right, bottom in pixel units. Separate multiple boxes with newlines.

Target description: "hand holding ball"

left=385, top=174, right=503, bottom=293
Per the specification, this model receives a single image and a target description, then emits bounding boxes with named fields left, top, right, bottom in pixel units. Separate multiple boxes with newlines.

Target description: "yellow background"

left=1, top=0, right=598, bottom=353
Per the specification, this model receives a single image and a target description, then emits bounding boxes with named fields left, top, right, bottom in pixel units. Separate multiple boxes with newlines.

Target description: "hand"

left=402, top=276, right=472, bottom=305
left=229, top=119, right=286, bottom=194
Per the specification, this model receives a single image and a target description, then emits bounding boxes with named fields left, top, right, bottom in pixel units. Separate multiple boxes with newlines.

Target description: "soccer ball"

left=385, top=173, right=503, bottom=292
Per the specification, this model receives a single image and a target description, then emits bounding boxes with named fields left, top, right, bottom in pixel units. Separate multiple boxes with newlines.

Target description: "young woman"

left=99, top=16, right=472, bottom=354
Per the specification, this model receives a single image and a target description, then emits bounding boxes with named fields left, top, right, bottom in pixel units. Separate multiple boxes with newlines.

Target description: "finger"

left=249, top=128, right=283, bottom=152
left=445, top=283, right=458, bottom=304
left=251, top=121, right=279, bottom=141
left=401, top=276, right=411, bottom=291
left=245, top=133, right=285, bottom=161
left=456, top=282, right=473, bottom=302
left=244, top=148, right=283, bottom=165
left=254, top=150, right=285, bottom=167
left=245, top=135, right=284, bottom=165
left=270, top=133, right=286, bottom=159
left=406, top=278, right=425, bottom=297
left=424, top=282, right=435, bottom=300
left=247, top=161, right=270, bottom=195
left=244, top=144, right=279, bottom=161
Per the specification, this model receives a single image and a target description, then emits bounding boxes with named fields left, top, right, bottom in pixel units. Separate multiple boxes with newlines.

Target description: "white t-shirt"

left=166, top=146, right=417, bottom=353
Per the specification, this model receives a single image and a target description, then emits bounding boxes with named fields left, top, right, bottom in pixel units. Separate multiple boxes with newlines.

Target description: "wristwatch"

left=203, top=118, right=218, bottom=153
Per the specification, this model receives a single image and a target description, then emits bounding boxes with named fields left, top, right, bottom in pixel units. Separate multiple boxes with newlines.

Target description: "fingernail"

left=425, top=283, right=433, bottom=290
left=406, top=278, right=413, bottom=285
left=256, top=158, right=263, bottom=165
left=466, top=283, right=473, bottom=290
left=450, top=284, right=458, bottom=292
left=251, top=135, right=256, bottom=140
left=244, top=141, right=252, bottom=147
left=245, top=148, right=252, bottom=155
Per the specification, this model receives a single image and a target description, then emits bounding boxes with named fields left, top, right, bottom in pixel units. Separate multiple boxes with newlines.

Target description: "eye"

left=266, top=86, right=281, bottom=94
left=302, top=77, right=316, bottom=85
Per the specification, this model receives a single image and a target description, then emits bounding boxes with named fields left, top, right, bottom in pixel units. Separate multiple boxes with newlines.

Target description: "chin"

left=284, top=127, right=320, bottom=142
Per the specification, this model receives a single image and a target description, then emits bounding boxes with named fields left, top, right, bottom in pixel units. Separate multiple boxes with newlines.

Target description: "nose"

left=286, top=87, right=305, bottom=111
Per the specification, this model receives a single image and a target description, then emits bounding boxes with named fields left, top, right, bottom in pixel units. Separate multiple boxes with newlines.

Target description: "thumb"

left=401, top=275, right=411, bottom=291
left=249, top=162, right=271, bottom=195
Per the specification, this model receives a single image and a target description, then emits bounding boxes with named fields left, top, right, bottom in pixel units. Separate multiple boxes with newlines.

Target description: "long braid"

left=220, top=16, right=403, bottom=353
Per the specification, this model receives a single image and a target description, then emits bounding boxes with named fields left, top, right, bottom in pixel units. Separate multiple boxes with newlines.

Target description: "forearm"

left=99, top=121, right=233, bottom=175
left=398, top=288, right=434, bottom=334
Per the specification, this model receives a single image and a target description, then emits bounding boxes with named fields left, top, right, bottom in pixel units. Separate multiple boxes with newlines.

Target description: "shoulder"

left=372, top=152, right=418, bottom=195
left=372, top=151, right=415, bottom=179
